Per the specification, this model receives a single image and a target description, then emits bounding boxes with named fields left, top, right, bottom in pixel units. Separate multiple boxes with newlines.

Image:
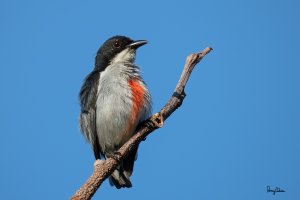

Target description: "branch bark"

left=71, top=46, right=213, bottom=200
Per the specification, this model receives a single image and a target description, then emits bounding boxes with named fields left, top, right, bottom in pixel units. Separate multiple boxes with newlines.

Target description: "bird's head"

left=95, top=35, right=147, bottom=70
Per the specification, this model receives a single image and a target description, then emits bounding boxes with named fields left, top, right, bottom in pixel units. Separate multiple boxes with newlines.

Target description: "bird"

left=79, top=35, right=152, bottom=189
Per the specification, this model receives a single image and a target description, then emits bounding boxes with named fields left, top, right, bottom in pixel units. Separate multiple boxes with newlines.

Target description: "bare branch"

left=71, top=46, right=213, bottom=200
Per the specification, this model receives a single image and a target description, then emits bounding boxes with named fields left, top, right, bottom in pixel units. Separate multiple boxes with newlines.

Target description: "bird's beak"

left=127, top=40, right=148, bottom=49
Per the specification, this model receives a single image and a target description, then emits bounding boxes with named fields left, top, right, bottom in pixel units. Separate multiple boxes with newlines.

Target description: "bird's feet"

left=105, top=152, right=122, bottom=160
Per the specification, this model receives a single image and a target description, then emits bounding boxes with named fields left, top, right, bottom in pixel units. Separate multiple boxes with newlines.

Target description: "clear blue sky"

left=1, top=0, right=299, bottom=199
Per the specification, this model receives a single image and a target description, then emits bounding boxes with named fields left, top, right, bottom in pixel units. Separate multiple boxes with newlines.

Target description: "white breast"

left=95, top=63, right=134, bottom=153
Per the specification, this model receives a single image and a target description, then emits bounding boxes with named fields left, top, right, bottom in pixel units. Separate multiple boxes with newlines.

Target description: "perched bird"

left=79, top=35, right=152, bottom=189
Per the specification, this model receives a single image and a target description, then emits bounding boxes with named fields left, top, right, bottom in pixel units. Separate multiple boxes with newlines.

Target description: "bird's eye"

left=114, top=40, right=121, bottom=48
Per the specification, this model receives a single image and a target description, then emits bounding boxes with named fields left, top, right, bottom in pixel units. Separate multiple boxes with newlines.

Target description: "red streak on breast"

left=120, top=79, right=146, bottom=145
left=120, top=79, right=145, bottom=144
left=128, top=79, right=145, bottom=124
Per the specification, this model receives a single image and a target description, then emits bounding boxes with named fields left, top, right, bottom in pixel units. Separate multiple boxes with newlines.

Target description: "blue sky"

left=1, top=0, right=300, bottom=199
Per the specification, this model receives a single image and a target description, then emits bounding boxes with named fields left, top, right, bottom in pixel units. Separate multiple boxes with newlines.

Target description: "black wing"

left=79, top=70, right=101, bottom=159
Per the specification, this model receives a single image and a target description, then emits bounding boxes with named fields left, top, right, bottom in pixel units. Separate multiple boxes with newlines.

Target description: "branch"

left=71, top=46, right=213, bottom=200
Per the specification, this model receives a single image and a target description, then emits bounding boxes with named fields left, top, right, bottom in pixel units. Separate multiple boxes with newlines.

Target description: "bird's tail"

left=109, top=169, right=132, bottom=189
left=109, top=148, right=137, bottom=189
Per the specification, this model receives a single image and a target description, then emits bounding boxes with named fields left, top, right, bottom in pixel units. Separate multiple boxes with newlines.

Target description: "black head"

left=95, top=35, right=147, bottom=71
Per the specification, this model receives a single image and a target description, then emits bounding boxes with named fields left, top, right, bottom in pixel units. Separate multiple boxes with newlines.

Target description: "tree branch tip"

left=202, top=46, right=213, bottom=54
